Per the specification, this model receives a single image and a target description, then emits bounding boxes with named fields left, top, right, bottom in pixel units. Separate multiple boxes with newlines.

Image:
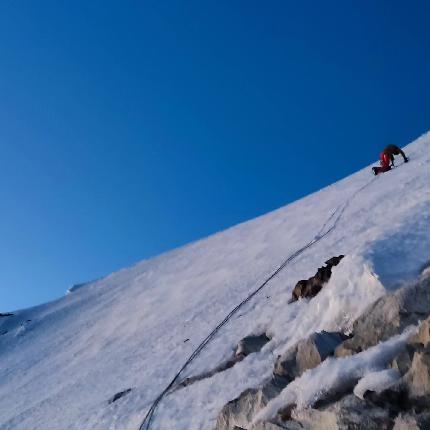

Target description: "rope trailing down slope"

left=138, top=177, right=376, bottom=430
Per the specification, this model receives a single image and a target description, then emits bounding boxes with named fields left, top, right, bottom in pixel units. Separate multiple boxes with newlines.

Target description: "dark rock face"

left=324, top=255, right=345, bottom=267
left=0, top=313, right=13, bottom=317
left=236, top=334, right=271, bottom=357
left=363, top=387, right=410, bottom=415
left=393, top=412, right=430, bottom=429
left=335, top=276, right=430, bottom=357
left=108, top=388, right=132, bottom=404
left=290, top=255, right=344, bottom=302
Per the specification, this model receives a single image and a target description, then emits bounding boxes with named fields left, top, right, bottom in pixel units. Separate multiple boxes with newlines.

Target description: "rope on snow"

left=138, top=176, right=376, bottom=430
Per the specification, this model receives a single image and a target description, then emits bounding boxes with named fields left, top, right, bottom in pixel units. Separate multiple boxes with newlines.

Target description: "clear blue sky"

left=1, top=1, right=429, bottom=311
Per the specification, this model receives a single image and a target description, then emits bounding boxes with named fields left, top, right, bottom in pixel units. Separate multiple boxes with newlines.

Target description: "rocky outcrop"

left=335, top=276, right=430, bottom=357
left=216, top=330, right=346, bottom=429
left=343, top=317, right=430, bottom=423
left=180, top=334, right=270, bottom=389
left=393, top=413, right=430, bottom=430
left=291, top=394, right=394, bottom=430
left=216, top=375, right=289, bottom=430
left=0, top=313, right=13, bottom=317
left=290, top=255, right=344, bottom=302
left=217, top=276, right=430, bottom=430
left=274, top=331, right=348, bottom=380
left=391, top=346, right=416, bottom=376
left=404, top=349, right=430, bottom=400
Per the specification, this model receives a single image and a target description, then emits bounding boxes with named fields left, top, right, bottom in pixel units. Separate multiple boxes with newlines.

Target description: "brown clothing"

left=383, top=144, right=407, bottom=163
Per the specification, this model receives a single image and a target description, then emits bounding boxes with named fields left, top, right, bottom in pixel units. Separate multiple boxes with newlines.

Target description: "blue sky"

left=1, top=1, right=429, bottom=311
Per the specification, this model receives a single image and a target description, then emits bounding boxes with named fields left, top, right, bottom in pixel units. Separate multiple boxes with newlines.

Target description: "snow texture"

left=1, top=132, right=430, bottom=430
left=353, top=368, right=401, bottom=400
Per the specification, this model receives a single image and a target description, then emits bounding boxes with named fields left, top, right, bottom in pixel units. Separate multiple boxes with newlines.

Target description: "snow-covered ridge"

left=1, top=132, right=430, bottom=430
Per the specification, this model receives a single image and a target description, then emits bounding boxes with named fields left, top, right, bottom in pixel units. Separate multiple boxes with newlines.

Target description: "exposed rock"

left=354, top=369, right=401, bottom=401
left=334, top=343, right=356, bottom=358
left=249, top=421, right=302, bottom=430
left=409, top=318, right=430, bottom=348
left=391, top=345, right=416, bottom=376
left=290, top=255, right=344, bottom=302
left=345, top=317, right=430, bottom=422
left=179, top=355, right=242, bottom=388
left=293, top=394, right=394, bottom=430
left=180, top=333, right=270, bottom=389
left=363, top=386, right=410, bottom=414
left=216, top=331, right=346, bottom=430
left=404, top=348, right=430, bottom=401
left=324, top=255, right=345, bottom=267
left=108, top=388, right=132, bottom=404
left=363, top=355, right=430, bottom=415
left=236, top=334, right=271, bottom=357
left=276, top=402, right=297, bottom=422
left=359, top=318, right=430, bottom=416
left=274, top=331, right=348, bottom=380
left=335, top=276, right=430, bottom=357
left=218, top=280, right=430, bottom=430
left=215, top=375, right=289, bottom=430
left=393, top=413, right=430, bottom=430
left=0, top=313, right=13, bottom=317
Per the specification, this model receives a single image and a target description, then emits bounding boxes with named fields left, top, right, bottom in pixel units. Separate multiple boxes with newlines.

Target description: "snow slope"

left=1, top=132, right=430, bottom=430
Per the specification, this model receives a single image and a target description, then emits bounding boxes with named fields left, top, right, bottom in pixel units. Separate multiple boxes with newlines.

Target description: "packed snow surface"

left=1, top=132, right=430, bottom=430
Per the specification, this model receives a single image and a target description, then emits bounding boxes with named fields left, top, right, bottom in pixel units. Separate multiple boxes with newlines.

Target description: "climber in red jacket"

left=372, top=144, right=408, bottom=175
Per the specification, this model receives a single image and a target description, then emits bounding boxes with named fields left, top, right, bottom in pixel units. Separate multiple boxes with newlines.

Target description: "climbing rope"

left=138, top=177, right=376, bottom=430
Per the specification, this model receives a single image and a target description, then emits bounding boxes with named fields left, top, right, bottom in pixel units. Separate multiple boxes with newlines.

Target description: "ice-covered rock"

left=291, top=394, right=394, bottom=430
left=335, top=276, right=430, bottom=357
left=216, top=330, right=346, bottom=430
left=275, top=331, right=348, bottom=380
left=215, top=375, right=289, bottom=430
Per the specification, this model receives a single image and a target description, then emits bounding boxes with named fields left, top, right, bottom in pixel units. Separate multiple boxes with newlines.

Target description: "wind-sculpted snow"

left=353, top=368, right=401, bottom=400
left=0, top=133, right=430, bottom=429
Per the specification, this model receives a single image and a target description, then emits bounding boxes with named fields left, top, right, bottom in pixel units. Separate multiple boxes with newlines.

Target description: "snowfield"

left=1, top=132, right=430, bottom=430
